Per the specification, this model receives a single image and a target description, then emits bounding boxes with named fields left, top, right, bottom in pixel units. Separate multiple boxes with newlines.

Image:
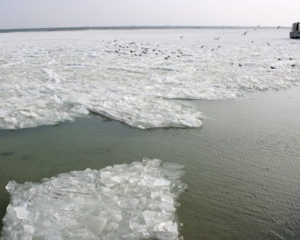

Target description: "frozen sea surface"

left=0, top=28, right=299, bottom=129
left=1, top=159, right=186, bottom=240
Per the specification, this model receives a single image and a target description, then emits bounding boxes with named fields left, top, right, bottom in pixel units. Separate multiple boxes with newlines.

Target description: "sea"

left=0, top=26, right=300, bottom=239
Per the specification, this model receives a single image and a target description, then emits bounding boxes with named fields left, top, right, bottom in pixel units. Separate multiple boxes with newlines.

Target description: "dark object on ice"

left=270, top=66, right=276, bottom=69
left=290, top=22, right=300, bottom=39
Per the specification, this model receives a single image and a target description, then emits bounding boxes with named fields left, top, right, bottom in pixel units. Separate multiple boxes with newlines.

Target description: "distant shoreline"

left=0, top=26, right=289, bottom=33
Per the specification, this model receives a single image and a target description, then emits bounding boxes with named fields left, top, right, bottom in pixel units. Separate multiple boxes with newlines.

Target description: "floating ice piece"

left=87, top=94, right=203, bottom=129
left=1, top=159, right=187, bottom=240
left=13, top=207, right=29, bottom=220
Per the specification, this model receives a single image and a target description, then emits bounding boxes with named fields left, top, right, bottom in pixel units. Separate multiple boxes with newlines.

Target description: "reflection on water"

left=1, top=87, right=300, bottom=239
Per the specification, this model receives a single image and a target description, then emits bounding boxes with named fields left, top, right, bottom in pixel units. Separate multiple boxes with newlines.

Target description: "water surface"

left=1, top=87, right=300, bottom=239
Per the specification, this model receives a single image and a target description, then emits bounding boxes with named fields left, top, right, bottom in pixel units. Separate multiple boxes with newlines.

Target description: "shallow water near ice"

left=1, top=86, right=300, bottom=239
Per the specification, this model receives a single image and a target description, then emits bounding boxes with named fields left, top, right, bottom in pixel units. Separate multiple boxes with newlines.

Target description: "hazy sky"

left=0, top=0, right=299, bottom=29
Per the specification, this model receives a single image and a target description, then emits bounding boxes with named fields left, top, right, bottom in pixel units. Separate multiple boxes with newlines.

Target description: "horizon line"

left=0, top=25, right=289, bottom=33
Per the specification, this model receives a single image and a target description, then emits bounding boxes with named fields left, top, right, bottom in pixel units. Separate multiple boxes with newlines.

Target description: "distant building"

left=290, top=22, right=300, bottom=39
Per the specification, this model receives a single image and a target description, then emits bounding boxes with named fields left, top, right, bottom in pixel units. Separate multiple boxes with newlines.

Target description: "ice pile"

left=1, top=159, right=187, bottom=240
left=0, top=28, right=299, bottom=130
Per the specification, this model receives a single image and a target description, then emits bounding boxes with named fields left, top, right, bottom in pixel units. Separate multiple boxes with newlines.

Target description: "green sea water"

left=1, top=87, right=300, bottom=239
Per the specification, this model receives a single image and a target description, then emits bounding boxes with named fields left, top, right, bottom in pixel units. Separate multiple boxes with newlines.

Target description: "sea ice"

left=1, top=159, right=187, bottom=240
left=0, top=29, right=299, bottom=130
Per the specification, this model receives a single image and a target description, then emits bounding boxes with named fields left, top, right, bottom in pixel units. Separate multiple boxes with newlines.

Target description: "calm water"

left=1, top=86, right=300, bottom=239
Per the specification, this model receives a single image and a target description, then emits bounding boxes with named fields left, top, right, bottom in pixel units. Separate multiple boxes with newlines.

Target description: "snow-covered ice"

left=0, top=28, right=299, bottom=129
left=1, top=159, right=187, bottom=240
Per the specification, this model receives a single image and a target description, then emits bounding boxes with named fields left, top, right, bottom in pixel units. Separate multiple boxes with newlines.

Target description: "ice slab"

left=1, top=159, right=187, bottom=240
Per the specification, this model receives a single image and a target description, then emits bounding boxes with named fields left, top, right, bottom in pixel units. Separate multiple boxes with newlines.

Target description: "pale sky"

left=0, top=0, right=299, bottom=29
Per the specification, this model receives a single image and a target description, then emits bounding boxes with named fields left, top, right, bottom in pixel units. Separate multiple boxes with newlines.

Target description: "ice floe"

left=1, top=159, right=187, bottom=240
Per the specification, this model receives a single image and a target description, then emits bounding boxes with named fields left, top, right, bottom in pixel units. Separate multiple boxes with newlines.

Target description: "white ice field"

left=0, top=28, right=299, bottom=130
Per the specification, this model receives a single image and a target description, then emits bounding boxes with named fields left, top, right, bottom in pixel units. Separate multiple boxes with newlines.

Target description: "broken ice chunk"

left=2, top=159, right=186, bottom=240
left=86, top=216, right=107, bottom=235
left=154, top=178, right=171, bottom=187
left=14, top=207, right=29, bottom=220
